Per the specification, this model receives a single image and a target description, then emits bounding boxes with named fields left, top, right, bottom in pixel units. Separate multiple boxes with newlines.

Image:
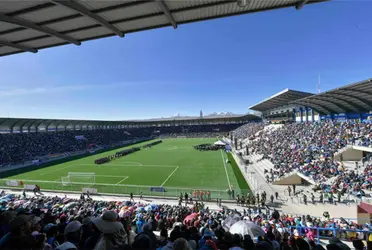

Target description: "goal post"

left=67, top=172, right=96, bottom=184
left=61, top=176, right=70, bottom=186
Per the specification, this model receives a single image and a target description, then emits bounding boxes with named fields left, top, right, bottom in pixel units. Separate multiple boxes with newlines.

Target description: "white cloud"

left=0, top=81, right=143, bottom=97
left=0, top=85, right=91, bottom=97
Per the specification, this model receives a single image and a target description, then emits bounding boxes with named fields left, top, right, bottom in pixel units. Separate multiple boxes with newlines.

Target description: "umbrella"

left=145, top=205, right=152, bottom=212
left=13, top=200, right=25, bottom=206
left=63, top=202, right=79, bottom=211
left=119, top=210, right=131, bottom=218
left=229, top=221, right=265, bottom=239
left=136, top=207, right=145, bottom=213
left=0, top=194, right=14, bottom=200
left=150, top=204, right=159, bottom=211
left=184, top=213, right=198, bottom=224
left=222, top=213, right=241, bottom=231
left=124, top=201, right=132, bottom=206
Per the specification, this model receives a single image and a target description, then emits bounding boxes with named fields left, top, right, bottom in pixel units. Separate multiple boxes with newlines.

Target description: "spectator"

left=56, top=220, right=82, bottom=250
left=92, top=210, right=128, bottom=250
left=173, top=238, right=192, bottom=250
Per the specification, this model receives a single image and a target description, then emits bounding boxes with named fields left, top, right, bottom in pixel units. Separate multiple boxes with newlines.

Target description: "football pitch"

left=2, top=139, right=250, bottom=199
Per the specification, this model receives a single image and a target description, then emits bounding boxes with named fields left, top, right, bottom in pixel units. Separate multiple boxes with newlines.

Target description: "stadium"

left=0, top=1, right=371, bottom=250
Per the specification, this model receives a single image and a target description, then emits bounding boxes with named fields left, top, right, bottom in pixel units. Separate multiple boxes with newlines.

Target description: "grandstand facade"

left=0, top=114, right=261, bottom=133
left=249, top=78, right=372, bottom=123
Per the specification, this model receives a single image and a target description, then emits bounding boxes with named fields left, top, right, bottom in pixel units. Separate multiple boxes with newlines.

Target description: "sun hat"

left=92, top=210, right=123, bottom=234
left=64, top=221, right=82, bottom=235
left=82, top=217, right=92, bottom=226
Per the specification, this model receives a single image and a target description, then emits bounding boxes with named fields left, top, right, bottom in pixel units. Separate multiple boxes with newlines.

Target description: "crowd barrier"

left=288, top=226, right=372, bottom=244
left=0, top=179, right=249, bottom=200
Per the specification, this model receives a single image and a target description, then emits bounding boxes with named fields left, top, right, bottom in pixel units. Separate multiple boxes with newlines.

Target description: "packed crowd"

left=232, top=123, right=264, bottom=141
left=0, top=129, right=152, bottom=167
left=0, top=191, right=371, bottom=250
left=239, top=121, right=372, bottom=194
left=158, top=133, right=225, bottom=139
left=158, top=124, right=242, bottom=139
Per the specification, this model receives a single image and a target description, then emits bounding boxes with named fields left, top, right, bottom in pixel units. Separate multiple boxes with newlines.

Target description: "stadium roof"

left=0, top=114, right=260, bottom=131
left=291, top=78, right=372, bottom=115
left=249, top=88, right=314, bottom=112
left=0, top=0, right=326, bottom=57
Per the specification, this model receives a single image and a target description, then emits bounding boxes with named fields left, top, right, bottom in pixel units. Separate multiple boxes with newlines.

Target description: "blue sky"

left=0, top=0, right=371, bottom=120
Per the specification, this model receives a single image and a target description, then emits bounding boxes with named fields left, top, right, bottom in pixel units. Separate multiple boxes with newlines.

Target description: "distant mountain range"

left=171, top=111, right=237, bottom=118
left=130, top=112, right=244, bottom=121
left=205, top=112, right=235, bottom=117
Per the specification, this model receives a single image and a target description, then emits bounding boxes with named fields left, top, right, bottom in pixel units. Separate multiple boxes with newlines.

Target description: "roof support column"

left=311, top=109, right=315, bottom=122
left=296, top=0, right=309, bottom=10
left=157, top=0, right=177, bottom=29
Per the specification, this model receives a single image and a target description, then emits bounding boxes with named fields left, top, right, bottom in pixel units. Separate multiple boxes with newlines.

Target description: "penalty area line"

left=115, top=176, right=129, bottom=185
left=39, top=164, right=75, bottom=176
left=160, top=166, right=179, bottom=187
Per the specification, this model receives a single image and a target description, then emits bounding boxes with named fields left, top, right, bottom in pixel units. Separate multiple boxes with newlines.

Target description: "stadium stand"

left=0, top=129, right=152, bottom=167
left=0, top=122, right=252, bottom=167
left=232, top=121, right=372, bottom=194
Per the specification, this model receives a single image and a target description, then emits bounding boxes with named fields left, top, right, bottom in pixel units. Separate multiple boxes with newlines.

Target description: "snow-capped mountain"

left=205, top=112, right=235, bottom=117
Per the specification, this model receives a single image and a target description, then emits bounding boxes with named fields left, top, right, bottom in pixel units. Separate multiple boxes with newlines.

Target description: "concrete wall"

left=273, top=173, right=303, bottom=185
left=335, top=146, right=367, bottom=161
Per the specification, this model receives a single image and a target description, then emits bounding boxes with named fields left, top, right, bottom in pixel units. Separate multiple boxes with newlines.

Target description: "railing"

left=288, top=226, right=372, bottom=245
left=0, top=178, right=249, bottom=201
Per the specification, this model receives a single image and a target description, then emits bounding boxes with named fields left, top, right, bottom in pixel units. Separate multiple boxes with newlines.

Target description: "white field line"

left=160, top=166, right=179, bottom=187
left=80, top=163, right=177, bottom=168
left=39, top=164, right=75, bottom=176
left=96, top=175, right=129, bottom=178
left=115, top=176, right=129, bottom=185
left=220, top=150, right=232, bottom=190
left=119, top=161, right=143, bottom=166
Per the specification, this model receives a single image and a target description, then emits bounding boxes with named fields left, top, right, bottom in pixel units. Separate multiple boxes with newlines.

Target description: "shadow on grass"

left=226, top=153, right=251, bottom=194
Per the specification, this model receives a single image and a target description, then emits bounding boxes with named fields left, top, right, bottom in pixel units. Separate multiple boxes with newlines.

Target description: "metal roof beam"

left=323, top=93, right=369, bottom=112
left=333, top=91, right=372, bottom=111
left=52, top=0, right=124, bottom=37
left=304, top=97, right=349, bottom=113
left=293, top=101, right=332, bottom=115
left=157, top=0, right=177, bottom=29
left=0, top=39, right=38, bottom=53
left=311, top=96, right=358, bottom=113
left=296, top=0, right=309, bottom=10
left=340, top=88, right=372, bottom=96
left=0, top=12, right=81, bottom=45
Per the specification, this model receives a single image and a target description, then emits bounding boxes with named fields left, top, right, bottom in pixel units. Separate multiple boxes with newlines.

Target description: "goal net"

left=62, top=172, right=96, bottom=184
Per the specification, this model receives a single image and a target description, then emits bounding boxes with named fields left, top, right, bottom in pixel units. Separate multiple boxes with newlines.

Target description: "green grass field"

left=1, top=139, right=250, bottom=199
